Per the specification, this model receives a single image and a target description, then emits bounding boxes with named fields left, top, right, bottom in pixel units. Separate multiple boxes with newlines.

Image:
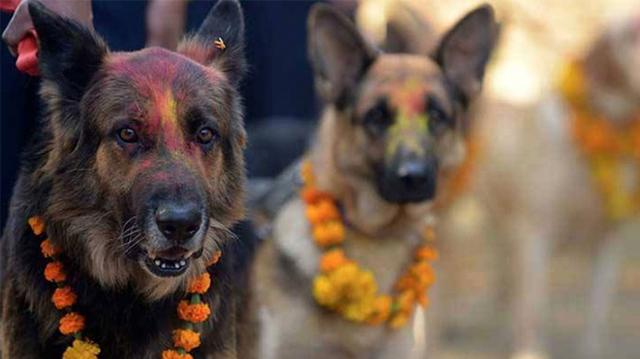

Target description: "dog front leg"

left=511, top=222, right=552, bottom=359
left=581, top=232, right=623, bottom=359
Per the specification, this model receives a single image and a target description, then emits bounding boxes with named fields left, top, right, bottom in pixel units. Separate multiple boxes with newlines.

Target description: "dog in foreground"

left=0, top=1, right=248, bottom=357
left=242, top=4, right=498, bottom=358
left=473, top=18, right=640, bottom=359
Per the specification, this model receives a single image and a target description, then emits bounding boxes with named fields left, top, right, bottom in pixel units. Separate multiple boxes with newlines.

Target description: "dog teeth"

left=151, top=258, right=189, bottom=271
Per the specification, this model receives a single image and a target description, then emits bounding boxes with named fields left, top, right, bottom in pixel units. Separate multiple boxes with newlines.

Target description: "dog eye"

left=196, top=127, right=217, bottom=145
left=117, top=127, right=139, bottom=143
left=363, top=103, right=392, bottom=136
left=427, top=105, right=452, bottom=135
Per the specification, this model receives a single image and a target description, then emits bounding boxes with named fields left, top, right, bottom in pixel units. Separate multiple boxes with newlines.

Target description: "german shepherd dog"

left=473, top=19, right=640, bottom=359
left=243, top=4, right=498, bottom=358
left=0, top=1, right=247, bottom=357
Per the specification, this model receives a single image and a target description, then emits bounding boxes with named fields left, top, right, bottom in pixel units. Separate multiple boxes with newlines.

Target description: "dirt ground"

left=429, top=198, right=640, bottom=359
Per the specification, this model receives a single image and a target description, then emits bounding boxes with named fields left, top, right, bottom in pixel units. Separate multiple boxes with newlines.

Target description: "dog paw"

left=511, top=351, right=549, bottom=359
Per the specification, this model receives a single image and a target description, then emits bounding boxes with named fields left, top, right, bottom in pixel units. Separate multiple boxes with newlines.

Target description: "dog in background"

left=0, top=0, right=248, bottom=357
left=472, top=17, right=640, bottom=359
left=242, top=4, right=498, bottom=358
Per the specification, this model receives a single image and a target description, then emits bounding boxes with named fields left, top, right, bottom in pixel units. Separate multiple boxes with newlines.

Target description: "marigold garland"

left=28, top=216, right=222, bottom=358
left=301, top=161, right=438, bottom=329
left=559, top=61, right=640, bottom=220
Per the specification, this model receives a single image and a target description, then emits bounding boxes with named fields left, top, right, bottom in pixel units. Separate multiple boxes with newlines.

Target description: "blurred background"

left=1, top=0, right=639, bottom=358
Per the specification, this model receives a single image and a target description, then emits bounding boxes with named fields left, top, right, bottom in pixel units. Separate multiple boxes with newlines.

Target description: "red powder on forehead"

left=390, top=79, right=427, bottom=117
left=107, top=49, right=226, bottom=160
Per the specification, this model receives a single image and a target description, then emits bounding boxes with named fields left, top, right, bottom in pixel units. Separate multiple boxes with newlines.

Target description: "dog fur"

left=470, top=18, right=640, bottom=359
left=0, top=1, right=249, bottom=357
left=241, top=4, right=499, bottom=358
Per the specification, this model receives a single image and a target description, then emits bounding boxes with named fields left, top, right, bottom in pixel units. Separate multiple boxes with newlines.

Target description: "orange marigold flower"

left=45, top=261, right=66, bottom=283
left=162, top=350, right=193, bottom=359
left=52, top=286, right=77, bottom=309
left=28, top=216, right=45, bottom=235
left=396, top=291, right=416, bottom=314
left=305, top=199, right=339, bottom=225
left=172, top=328, right=201, bottom=352
left=417, top=292, right=429, bottom=308
left=206, top=250, right=222, bottom=267
left=319, top=249, right=349, bottom=273
left=59, top=312, right=85, bottom=335
left=367, top=295, right=392, bottom=325
left=301, top=187, right=329, bottom=204
left=177, top=300, right=211, bottom=323
left=415, top=245, right=438, bottom=261
left=187, top=273, right=211, bottom=294
left=312, top=221, right=345, bottom=247
left=40, top=239, right=60, bottom=258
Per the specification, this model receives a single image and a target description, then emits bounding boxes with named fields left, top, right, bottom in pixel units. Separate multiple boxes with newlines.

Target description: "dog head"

left=30, top=0, right=246, bottom=299
left=584, top=15, right=640, bottom=122
left=308, top=4, right=498, bottom=205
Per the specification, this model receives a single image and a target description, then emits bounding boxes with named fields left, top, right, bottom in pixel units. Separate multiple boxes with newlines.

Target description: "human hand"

left=2, top=0, right=93, bottom=56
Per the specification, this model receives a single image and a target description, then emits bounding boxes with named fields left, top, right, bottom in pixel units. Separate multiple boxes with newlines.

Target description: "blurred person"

left=471, top=15, right=640, bottom=359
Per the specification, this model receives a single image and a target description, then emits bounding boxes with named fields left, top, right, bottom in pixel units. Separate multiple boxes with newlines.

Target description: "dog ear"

left=177, top=0, right=246, bottom=86
left=435, top=4, right=498, bottom=104
left=29, top=1, right=108, bottom=154
left=29, top=1, right=107, bottom=103
left=308, top=4, right=378, bottom=108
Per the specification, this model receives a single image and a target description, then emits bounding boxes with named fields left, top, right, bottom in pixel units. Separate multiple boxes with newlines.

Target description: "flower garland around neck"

left=300, top=161, right=438, bottom=328
left=559, top=60, right=640, bottom=220
left=28, top=216, right=223, bottom=359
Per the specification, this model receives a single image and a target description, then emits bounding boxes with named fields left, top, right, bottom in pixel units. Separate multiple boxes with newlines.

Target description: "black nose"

left=397, top=160, right=430, bottom=190
left=155, top=203, right=202, bottom=242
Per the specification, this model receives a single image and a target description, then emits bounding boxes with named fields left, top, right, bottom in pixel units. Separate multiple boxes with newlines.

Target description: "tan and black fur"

left=0, top=1, right=249, bottom=357
left=242, top=4, right=499, bottom=358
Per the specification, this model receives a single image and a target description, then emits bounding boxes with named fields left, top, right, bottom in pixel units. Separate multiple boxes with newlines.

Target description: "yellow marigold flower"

left=342, top=296, right=375, bottom=322
left=415, top=245, right=438, bottom=261
left=52, top=286, right=77, bottom=309
left=59, top=312, right=85, bottom=335
left=28, top=216, right=45, bottom=235
left=162, top=350, right=193, bottom=359
left=173, top=328, right=201, bottom=352
left=45, top=261, right=66, bottom=283
left=319, top=249, right=349, bottom=273
left=206, top=250, right=222, bottom=267
left=177, top=300, right=211, bottom=323
left=187, top=273, right=211, bottom=294
left=40, top=239, right=60, bottom=258
left=367, top=295, right=392, bottom=325
left=312, top=275, right=339, bottom=307
left=389, top=312, right=410, bottom=329
left=62, top=339, right=100, bottom=359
